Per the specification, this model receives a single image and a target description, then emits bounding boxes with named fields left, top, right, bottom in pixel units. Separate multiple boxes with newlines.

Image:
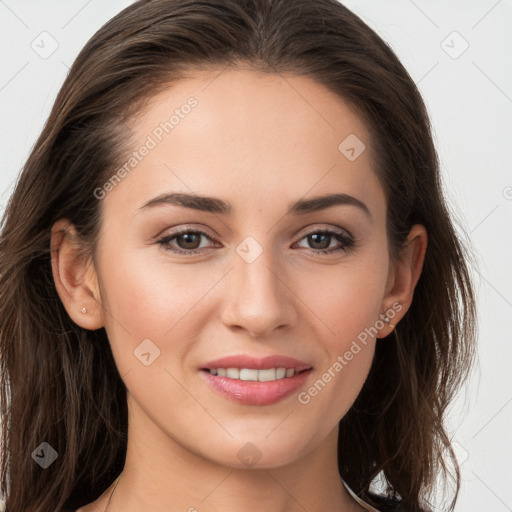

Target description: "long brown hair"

left=0, top=0, right=476, bottom=510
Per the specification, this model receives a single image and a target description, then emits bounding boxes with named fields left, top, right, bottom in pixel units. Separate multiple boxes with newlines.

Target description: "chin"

left=208, top=434, right=317, bottom=470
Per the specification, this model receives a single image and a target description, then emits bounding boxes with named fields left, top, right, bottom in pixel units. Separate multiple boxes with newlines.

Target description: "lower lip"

left=200, top=369, right=312, bottom=405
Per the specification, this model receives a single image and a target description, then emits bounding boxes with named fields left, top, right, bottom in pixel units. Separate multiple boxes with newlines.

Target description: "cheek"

left=96, top=245, right=220, bottom=376
left=293, top=253, right=388, bottom=418
left=100, top=242, right=217, bottom=328
left=301, top=252, right=389, bottom=344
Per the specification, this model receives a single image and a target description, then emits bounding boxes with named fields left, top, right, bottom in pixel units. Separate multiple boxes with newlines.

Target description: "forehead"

left=105, top=66, right=385, bottom=220
left=133, top=65, right=371, bottom=151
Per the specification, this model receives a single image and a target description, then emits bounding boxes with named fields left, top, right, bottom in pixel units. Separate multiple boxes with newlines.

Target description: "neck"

left=96, top=394, right=362, bottom=512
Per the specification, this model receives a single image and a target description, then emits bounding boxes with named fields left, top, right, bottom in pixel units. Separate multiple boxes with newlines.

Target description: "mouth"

left=201, top=367, right=308, bottom=381
left=199, top=354, right=313, bottom=405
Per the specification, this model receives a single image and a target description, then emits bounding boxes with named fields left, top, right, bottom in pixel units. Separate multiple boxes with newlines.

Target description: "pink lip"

left=199, top=354, right=313, bottom=406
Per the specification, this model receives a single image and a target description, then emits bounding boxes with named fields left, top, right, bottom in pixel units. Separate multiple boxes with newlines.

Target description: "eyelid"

left=156, top=223, right=355, bottom=256
left=156, top=223, right=215, bottom=238
left=157, top=223, right=352, bottom=243
left=298, top=223, right=353, bottom=239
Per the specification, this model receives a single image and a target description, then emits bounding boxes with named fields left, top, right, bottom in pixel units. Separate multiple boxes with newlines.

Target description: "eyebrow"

left=139, top=192, right=371, bottom=218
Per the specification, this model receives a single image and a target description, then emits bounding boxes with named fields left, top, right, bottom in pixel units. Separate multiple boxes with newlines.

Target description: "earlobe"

left=377, top=224, right=428, bottom=338
left=50, top=219, right=105, bottom=330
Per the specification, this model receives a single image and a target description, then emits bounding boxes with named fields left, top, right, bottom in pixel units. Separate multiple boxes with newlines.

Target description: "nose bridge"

left=220, top=234, right=296, bottom=337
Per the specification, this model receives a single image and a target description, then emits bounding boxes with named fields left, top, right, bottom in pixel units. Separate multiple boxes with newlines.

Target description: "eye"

left=294, top=229, right=354, bottom=255
left=156, top=227, right=355, bottom=256
left=157, top=228, right=218, bottom=254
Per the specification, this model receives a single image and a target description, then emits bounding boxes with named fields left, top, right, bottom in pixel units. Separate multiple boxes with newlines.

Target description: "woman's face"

left=87, top=67, right=399, bottom=468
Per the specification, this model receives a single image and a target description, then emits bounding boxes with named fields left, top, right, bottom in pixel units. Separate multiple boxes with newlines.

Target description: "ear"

left=50, top=219, right=105, bottom=330
left=377, top=224, right=428, bottom=338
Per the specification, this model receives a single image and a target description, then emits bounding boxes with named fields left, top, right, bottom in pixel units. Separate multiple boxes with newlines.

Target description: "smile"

left=199, top=354, right=313, bottom=405
left=207, top=367, right=298, bottom=381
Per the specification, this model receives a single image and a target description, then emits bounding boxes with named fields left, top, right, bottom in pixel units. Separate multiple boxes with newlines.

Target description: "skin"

left=51, top=66, right=427, bottom=511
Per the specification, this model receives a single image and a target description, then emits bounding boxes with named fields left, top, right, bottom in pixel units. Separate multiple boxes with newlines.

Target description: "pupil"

left=179, top=233, right=200, bottom=249
left=310, top=233, right=330, bottom=249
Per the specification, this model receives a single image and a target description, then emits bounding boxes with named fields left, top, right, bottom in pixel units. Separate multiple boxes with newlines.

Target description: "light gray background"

left=0, top=1, right=510, bottom=511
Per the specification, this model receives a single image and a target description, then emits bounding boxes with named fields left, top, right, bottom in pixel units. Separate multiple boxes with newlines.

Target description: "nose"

left=219, top=247, right=297, bottom=339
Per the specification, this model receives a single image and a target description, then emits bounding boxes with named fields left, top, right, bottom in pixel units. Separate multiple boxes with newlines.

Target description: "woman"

left=0, top=0, right=476, bottom=510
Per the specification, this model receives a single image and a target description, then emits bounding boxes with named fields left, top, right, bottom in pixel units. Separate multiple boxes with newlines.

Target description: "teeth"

left=257, top=368, right=276, bottom=382
left=240, top=368, right=259, bottom=381
left=209, top=367, right=298, bottom=381
left=226, top=368, right=239, bottom=379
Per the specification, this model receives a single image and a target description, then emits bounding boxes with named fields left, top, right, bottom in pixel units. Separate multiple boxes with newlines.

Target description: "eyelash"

left=156, top=227, right=355, bottom=256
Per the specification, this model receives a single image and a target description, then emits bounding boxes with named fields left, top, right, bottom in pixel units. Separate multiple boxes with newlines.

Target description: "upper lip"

left=201, top=354, right=312, bottom=372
